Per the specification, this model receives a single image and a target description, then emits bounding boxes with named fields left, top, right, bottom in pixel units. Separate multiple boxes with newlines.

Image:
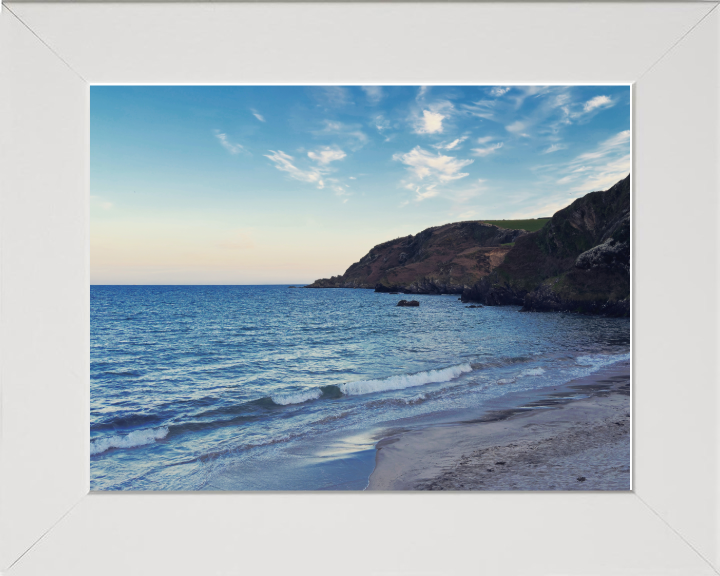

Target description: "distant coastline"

left=307, top=175, right=630, bottom=317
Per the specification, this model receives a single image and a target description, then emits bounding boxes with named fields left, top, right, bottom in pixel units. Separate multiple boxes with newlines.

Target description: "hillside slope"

left=306, top=221, right=527, bottom=294
left=462, top=174, right=630, bottom=316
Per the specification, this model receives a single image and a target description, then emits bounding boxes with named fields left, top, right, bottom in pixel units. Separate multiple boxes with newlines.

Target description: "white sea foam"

left=339, top=364, right=472, bottom=396
left=272, top=388, right=323, bottom=405
left=497, top=378, right=516, bottom=385
left=576, top=353, right=630, bottom=370
left=520, top=367, right=546, bottom=377
left=404, top=393, right=427, bottom=404
left=91, top=427, right=169, bottom=456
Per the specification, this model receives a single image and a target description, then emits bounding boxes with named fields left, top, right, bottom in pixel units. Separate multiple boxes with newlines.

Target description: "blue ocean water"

left=90, top=285, right=630, bottom=491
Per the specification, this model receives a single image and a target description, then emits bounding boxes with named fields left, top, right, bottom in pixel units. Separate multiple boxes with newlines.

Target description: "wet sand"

left=367, top=364, right=630, bottom=491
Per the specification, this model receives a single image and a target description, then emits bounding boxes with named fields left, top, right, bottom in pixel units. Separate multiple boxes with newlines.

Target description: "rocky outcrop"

left=397, top=300, right=420, bottom=307
left=306, top=220, right=529, bottom=293
left=574, top=236, right=629, bottom=274
left=462, top=175, right=630, bottom=317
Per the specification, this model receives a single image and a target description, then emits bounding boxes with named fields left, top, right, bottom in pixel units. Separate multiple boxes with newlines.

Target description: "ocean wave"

left=575, top=353, right=630, bottom=369
left=497, top=378, right=516, bottom=385
left=91, top=427, right=168, bottom=456
left=271, top=388, right=323, bottom=405
left=403, top=393, right=427, bottom=404
left=339, top=363, right=472, bottom=396
left=520, top=367, right=546, bottom=377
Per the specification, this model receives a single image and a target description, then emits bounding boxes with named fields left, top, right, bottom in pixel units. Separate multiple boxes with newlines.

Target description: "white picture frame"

left=1, top=2, right=718, bottom=574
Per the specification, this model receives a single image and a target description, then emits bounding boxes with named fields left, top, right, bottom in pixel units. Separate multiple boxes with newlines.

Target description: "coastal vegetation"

left=480, top=218, right=551, bottom=232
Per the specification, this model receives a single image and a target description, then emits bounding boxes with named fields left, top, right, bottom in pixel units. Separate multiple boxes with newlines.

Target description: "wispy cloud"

left=315, top=120, right=368, bottom=150
left=214, top=130, right=246, bottom=155
left=394, top=146, right=473, bottom=201
left=472, top=142, right=504, bottom=157
left=489, top=86, right=510, bottom=97
left=505, top=121, right=526, bottom=134
left=433, top=136, right=468, bottom=151
left=362, top=86, right=383, bottom=105
left=394, top=147, right=473, bottom=183
left=308, top=146, right=347, bottom=165
left=583, top=95, right=613, bottom=113
left=543, top=143, right=567, bottom=154
left=534, top=130, right=630, bottom=197
left=315, top=86, right=353, bottom=108
left=251, top=109, right=266, bottom=122
left=265, top=150, right=326, bottom=189
left=266, top=143, right=349, bottom=192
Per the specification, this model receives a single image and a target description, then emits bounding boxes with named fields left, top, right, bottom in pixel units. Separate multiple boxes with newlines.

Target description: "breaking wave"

left=271, top=388, right=323, bottom=405
left=338, top=363, right=472, bottom=396
left=91, top=427, right=169, bottom=456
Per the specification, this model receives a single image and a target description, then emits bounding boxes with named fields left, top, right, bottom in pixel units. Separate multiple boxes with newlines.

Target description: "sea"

left=90, top=285, right=631, bottom=491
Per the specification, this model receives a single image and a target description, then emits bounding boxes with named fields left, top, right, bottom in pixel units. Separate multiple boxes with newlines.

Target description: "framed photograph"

left=1, top=2, right=718, bottom=575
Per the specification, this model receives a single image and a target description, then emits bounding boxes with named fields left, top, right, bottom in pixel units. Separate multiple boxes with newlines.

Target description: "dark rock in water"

left=287, top=286, right=297, bottom=288
left=397, top=300, right=420, bottom=307
left=495, top=461, right=506, bottom=465
left=466, top=305, right=483, bottom=308
left=389, top=292, right=398, bottom=295
left=577, top=476, right=586, bottom=482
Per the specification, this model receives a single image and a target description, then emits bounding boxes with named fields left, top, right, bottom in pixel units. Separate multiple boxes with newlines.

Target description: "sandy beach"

left=367, top=362, right=630, bottom=491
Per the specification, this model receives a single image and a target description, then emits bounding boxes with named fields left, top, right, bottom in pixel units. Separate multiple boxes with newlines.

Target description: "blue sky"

left=91, top=85, right=630, bottom=284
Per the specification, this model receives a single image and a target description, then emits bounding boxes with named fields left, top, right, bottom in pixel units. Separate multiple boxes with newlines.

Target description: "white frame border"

left=1, top=3, right=718, bottom=575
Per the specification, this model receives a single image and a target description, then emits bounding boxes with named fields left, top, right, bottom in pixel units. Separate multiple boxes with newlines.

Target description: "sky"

left=91, top=85, right=630, bottom=285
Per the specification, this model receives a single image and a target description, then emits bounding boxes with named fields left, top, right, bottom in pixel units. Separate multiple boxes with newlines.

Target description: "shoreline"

left=367, top=362, right=630, bottom=491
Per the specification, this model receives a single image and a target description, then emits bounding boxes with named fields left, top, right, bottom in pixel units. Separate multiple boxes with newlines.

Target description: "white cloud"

left=393, top=146, right=473, bottom=183
left=583, top=95, right=613, bottom=113
left=251, top=109, right=266, bottom=122
left=541, top=130, right=630, bottom=196
left=569, top=154, right=630, bottom=193
left=362, top=86, right=383, bottom=104
left=433, top=136, right=468, bottom=151
left=476, top=136, right=494, bottom=145
left=265, top=150, right=325, bottom=189
left=315, top=120, right=368, bottom=150
left=543, top=143, right=567, bottom=154
left=472, top=142, right=504, bottom=157
left=489, top=86, right=510, bottom=97
left=505, top=121, right=526, bottom=133
left=416, top=109, right=446, bottom=134
left=576, top=130, right=630, bottom=161
left=416, top=184, right=439, bottom=201
left=317, top=86, right=352, bottom=107
left=214, top=130, right=246, bottom=155
left=308, top=146, right=347, bottom=165
left=463, top=100, right=495, bottom=120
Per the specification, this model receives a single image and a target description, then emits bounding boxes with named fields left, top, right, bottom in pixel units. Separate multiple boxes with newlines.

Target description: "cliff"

left=461, top=175, right=630, bottom=316
left=306, top=221, right=528, bottom=294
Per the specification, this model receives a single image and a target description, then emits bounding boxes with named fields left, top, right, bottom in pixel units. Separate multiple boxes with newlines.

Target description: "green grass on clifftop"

left=481, top=218, right=551, bottom=232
